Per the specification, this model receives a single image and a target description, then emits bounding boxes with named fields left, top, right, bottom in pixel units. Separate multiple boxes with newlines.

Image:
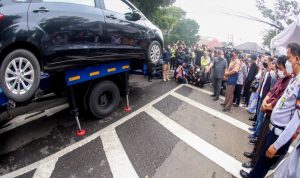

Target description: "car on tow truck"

left=0, top=0, right=163, bottom=103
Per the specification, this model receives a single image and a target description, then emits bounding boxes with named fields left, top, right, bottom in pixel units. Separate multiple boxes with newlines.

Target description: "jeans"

left=213, top=78, right=222, bottom=98
left=249, top=130, right=291, bottom=178
left=177, top=76, right=186, bottom=84
left=254, top=98, right=264, bottom=137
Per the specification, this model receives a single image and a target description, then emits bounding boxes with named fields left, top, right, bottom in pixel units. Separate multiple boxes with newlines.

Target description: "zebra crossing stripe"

left=0, top=85, right=183, bottom=178
left=100, top=129, right=138, bottom=178
left=33, top=158, right=58, bottom=178
left=170, top=92, right=251, bottom=133
left=178, top=85, right=294, bottom=155
left=146, top=107, right=245, bottom=178
left=186, top=84, right=226, bottom=100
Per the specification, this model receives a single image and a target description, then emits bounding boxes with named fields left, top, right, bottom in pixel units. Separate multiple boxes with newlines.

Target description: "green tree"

left=262, top=29, right=277, bottom=49
left=256, top=0, right=300, bottom=49
left=152, top=6, right=186, bottom=35
left=169, top=18, right=200, bottom=46
left=130, top=0, right=176, bottom=19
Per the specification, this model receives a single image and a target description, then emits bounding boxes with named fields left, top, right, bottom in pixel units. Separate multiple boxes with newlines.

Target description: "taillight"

left=0, top=13, right=4, bottom=21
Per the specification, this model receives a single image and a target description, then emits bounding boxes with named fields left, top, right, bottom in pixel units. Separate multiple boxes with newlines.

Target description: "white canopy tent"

left=271, top=15, right=300, bottom=55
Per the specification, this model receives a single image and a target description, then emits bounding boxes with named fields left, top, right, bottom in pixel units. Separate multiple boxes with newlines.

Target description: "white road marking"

left=177, top=86, right=295, bottom=155
left=186, top=84, right=248, bottom=108
left=100, top=130, right=138, bottom=178
left=0, top=104, right=69, bottom=135
left=33, top=158, right=58, bottom=178
left=1, top=83, right=295, bottom=178
left=171, top=92, right=251, bottom=133
left=146, top=107, right=244, bottom=178
left=186, top=84, right=225, bottom=100
left=0, top=85, right=183, bottom=178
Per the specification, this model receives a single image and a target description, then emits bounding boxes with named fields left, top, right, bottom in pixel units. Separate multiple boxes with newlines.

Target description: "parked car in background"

left=0, top=0, right=163, bottom=102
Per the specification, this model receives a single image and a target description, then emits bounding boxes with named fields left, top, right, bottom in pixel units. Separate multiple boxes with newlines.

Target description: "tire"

left=147, top=41, right=162, bottom=65
left=88, top=81, right=120, bottom=119
left=0, top=49, right=41, bottom=102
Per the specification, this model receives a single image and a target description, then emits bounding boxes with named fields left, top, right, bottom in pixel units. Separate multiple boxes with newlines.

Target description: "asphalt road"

left=0, top=75, right=281, bottom=178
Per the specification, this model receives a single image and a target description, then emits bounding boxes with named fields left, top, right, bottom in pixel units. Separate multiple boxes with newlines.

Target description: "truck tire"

left=0, top=49, right=41, bottom=102
left=148, top=41, right=162, bottom=65
left=88, top=81, right=120, bottom=119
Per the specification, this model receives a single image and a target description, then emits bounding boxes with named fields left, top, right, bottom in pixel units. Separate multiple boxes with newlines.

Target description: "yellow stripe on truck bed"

left=69, top=76, right=80, bottom=81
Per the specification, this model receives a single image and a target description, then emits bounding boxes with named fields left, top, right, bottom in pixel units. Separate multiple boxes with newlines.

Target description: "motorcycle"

left=189, top=65, right=206, bottom=87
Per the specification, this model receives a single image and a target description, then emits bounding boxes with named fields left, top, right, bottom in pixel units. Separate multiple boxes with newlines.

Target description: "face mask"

left=285, top=61, right=293, bottom=74
left=277, top=70, right=285, bottom=79
left=270, top=70, right=277, bottom=79
left=255, top=72, right=261, bottom=79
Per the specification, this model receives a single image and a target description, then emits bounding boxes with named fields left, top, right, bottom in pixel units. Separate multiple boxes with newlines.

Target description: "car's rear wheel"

left=148, top=41, right=162, bottom=65
left=0, top=49, right=41, bottom=102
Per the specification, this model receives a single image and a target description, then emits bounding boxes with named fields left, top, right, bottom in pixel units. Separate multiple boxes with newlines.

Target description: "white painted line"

left=33, top=158, right=58, bottom=178
left=175, top=88, right=295, bottom=155
left=146, top=107, right=244, bottom=178
left=171, top=92, right=251, bottom=133
left=171, top=91, right=295, bottom=174
left=0, top=104, right=69, bottom=135
left=186, top=84, right=225, bottom=100
left=100, top=130, right=138, bottom=178
left=0, top=85, right=184, bottom=178
left=186, top=84, right=248, bottom=109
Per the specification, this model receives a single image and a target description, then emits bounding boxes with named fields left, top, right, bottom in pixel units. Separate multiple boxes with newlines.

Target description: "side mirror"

left=132, top=11, right=141, bottom=21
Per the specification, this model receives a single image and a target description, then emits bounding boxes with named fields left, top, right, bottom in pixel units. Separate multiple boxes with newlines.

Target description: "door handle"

left=106, top=14, right=117, bottom=20
left=33, top=7, right=49, bottom=13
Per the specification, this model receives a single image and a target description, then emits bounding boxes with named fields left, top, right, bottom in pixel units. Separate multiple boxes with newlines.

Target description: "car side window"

left=42, top=0, right=95, bottom=7
left=103, top=0, right=132, bottom=14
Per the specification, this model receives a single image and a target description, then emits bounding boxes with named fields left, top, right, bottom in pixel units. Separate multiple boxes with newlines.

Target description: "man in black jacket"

left=243, top=55, right=259, bottom=107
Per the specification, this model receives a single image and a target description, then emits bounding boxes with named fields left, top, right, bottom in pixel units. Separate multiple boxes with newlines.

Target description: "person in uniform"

left=240, top=43, right=300, bottom=178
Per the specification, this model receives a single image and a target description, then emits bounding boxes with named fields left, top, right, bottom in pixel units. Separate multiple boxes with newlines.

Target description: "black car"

left=0, top=0, right=163, bottom=102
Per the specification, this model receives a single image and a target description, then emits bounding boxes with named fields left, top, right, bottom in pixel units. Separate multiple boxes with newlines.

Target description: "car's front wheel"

left=147, top=41, right=162, bottom=65
left=0, top=49, right=41, bottom=102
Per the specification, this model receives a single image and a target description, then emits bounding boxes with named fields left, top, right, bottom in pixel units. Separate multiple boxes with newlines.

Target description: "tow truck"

left=0, top=60, right=132, bottom=136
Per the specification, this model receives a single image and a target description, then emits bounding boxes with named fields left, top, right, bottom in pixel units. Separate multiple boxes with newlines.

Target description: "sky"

left=174, top=0, right=274, bottom=47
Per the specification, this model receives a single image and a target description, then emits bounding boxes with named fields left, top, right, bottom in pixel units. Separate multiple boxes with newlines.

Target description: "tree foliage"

left=168, top=18, right=200, bottom=46
left=262, top=29, right=277, bottom=49
left=130, top=0, right=176, bottom=18
left=256, top=0, right=300, bottom=49
left=152, top=6, right=186, bottom=34
left=130, top=1, right=200, bottom=46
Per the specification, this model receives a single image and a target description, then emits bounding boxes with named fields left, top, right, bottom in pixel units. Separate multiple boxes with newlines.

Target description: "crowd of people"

left=159, top=41, right=300, bottom=178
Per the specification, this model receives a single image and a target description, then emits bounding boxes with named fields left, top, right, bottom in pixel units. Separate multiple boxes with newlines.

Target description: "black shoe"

left=240, top=169, right=249, bottom=178
left=249, top=117, right=256, bottom=121
left=222, top=108, right=230, bottom=112
left=233, top=103, right=239, bottom=107
left=220, top=103, right=225, bottom=106
left=213, top=97, right=219, bottom=101
left=252, top=122, right=256, bottom=127
left=270, top=154, right=285, bottom=170
left=210, top=94, right=216, bottom=97
left=243, top=151, right=254, bottom=159
left=242, top=161, right=254, bottom=168
left=248, top=127, right=255, bottom=132
left=249, top=138, right=257, bottom=144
